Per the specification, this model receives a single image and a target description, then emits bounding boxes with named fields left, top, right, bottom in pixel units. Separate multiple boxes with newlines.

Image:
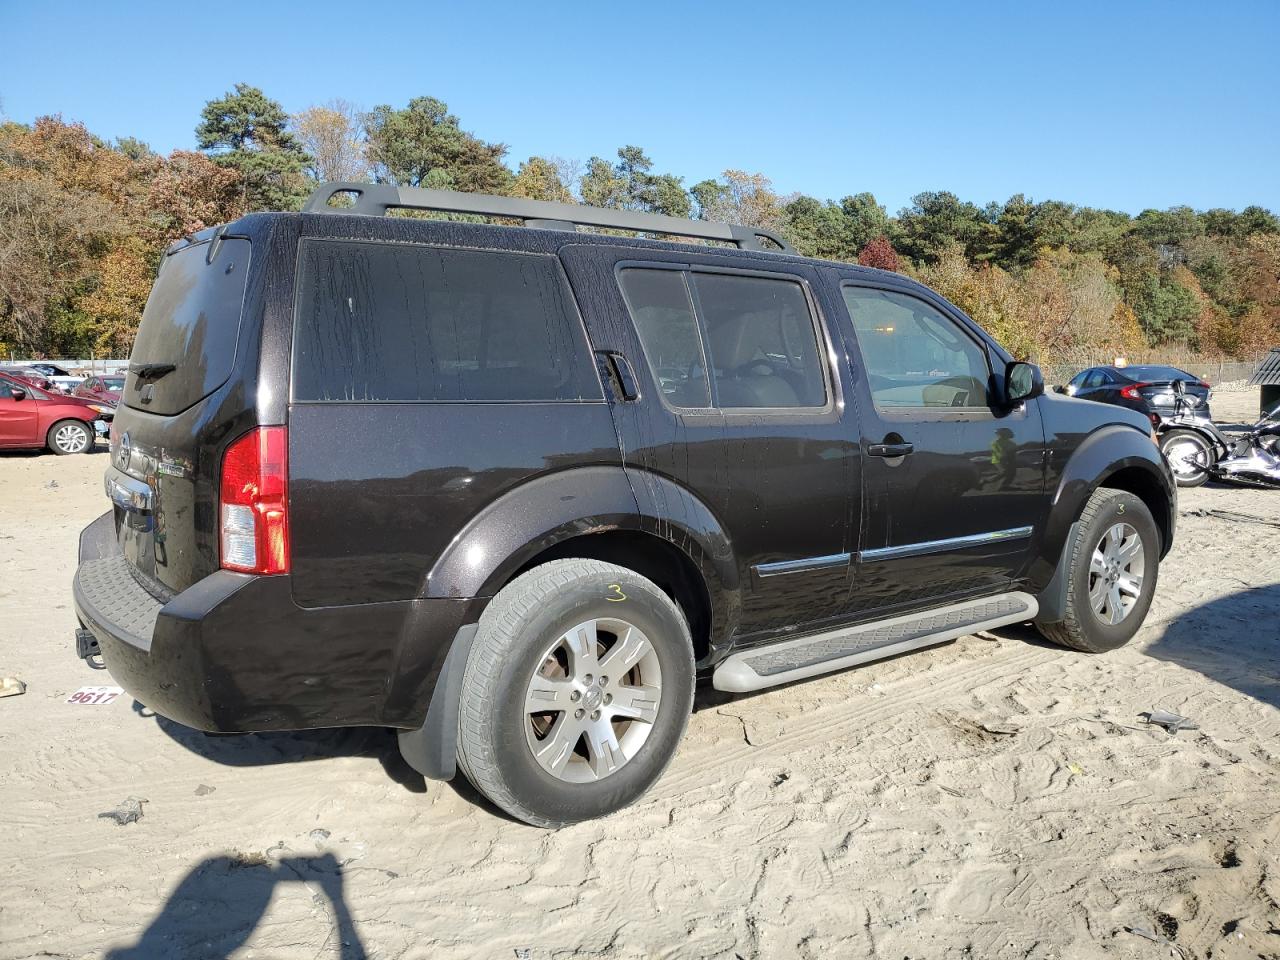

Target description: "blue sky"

left=2, top=0, right=1277, bottom=215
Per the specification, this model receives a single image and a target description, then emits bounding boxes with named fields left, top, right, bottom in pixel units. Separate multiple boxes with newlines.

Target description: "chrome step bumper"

left=712, top=592, right=1038, bottom=693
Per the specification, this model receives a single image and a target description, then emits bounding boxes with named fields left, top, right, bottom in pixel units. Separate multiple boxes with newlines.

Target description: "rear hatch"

left=109, top=233, right=255, bottom=598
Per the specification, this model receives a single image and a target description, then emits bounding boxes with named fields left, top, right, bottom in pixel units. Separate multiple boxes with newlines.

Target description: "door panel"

left=0, top=386, right=40, bottom=446
left=832, top=276, right=1046, bottom=613
left=562, top=246, right=861, bottom=648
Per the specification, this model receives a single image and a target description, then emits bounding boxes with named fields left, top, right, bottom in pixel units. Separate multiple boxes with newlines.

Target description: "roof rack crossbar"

left=302, top=182, right=795, bottom=254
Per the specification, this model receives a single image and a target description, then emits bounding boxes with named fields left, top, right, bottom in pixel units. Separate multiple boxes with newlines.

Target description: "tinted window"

left=692, top=273, right=827, bottom=408
left=293, top=241, right=598, bottom=402
left=1084, top=370, right=1107, bottom=388
left=618, top=268, right=711, bottom=408
left=842, top=287, right=990, bottom=409
left=1068, top=370, right=1090, bottom=388
left=128, top=238, right=251, bottom=416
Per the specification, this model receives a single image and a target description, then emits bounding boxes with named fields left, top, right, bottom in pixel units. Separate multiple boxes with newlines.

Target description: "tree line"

left=2, top=83, right=1276, bottom=364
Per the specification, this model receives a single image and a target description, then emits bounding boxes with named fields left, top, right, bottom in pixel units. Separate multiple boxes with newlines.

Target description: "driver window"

left=618, top=268, right=711, bottom=408
left=841, top=286, right=991, bottom=409
left=1084, top=370, right=1107, bottom=388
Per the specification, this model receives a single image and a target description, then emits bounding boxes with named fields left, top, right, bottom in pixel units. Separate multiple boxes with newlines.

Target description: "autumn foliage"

left=2, top=90, right=1278, bottom=364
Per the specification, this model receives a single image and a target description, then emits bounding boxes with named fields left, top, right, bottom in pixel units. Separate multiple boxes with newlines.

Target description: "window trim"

left=289, top=237, right=606, bottom=405
left=838, top=280, right=996, bottom=415
left=614, top=259, right=837, bottom=417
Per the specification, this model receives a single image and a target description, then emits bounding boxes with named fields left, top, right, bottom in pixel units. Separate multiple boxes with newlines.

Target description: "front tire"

left=47, top=419, right=93, bottom=455
left=1037, top=488, right=1160, bottom=653
left=456, top=559, right=695, bottom=828
left=1160, top=429, right=1211, bottom=487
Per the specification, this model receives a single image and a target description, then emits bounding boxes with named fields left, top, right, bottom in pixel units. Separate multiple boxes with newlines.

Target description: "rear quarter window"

left=292, top=240, right=600, bottom=402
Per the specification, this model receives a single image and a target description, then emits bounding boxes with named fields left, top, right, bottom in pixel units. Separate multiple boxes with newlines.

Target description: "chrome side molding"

left=753, top=552, right=851, bottom=578
left=859, top=526, right=1033, bottom=563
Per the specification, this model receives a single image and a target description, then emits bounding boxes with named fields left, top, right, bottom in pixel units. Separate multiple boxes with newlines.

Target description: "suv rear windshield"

left=126, top=238, right=251, bottom=416
left=292, top=240, right=598, bottom=403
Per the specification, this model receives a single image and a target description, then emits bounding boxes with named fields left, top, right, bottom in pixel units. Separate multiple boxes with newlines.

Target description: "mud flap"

left=396, top=623, right=478, bottom=781
left=1034, top=521, right=1080, bottom=624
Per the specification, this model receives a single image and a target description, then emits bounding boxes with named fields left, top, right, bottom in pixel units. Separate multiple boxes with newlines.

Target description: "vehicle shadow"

left=1141, top=583, right=1280, bottom=710
left=139, top=707, right=427, bottom=794
left=103, top=852, right=367, bottom=959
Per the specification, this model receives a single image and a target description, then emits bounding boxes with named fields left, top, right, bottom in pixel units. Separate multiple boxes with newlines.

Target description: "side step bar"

left=712, top=592, right=1038, bottom=693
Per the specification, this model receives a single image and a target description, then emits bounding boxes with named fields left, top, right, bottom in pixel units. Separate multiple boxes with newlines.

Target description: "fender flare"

left=424, top=465, right=739, bottom=610
left=1031, top=424, right=1175, bottom=597
left=399, top=466, right=740, bottom=781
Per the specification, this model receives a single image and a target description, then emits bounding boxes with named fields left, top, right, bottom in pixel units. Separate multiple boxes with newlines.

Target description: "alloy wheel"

left=1088, top=522, right=1145, bottom=625
left=55, top=423, right=89, bottom=453
left=524, top=617, right=662, bottom=783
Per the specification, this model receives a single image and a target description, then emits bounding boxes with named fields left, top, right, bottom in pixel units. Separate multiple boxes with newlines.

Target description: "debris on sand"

left=0, top=677, right=26, bottom=699
left=1141, top=710, right=1200, bottom=735
left=193, top=784, right=216, bottom=796
left=1123, top=924, right=1188, bottom=958
left=98, top=797, right=147, bottom=826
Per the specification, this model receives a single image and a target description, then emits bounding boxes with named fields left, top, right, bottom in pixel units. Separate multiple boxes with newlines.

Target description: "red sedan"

left=73, top=375, right=125, bottom=405
left=0, top=372, right=112, bottom=454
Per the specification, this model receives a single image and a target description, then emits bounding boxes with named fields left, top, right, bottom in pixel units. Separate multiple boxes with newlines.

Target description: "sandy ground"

left=2, top=389, right=1278, bottom=960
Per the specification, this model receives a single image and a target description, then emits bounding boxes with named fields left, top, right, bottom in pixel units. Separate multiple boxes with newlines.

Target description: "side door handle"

left=867, top=440, right=914, bottom=458
left=595, top=350, right=641, bottom=401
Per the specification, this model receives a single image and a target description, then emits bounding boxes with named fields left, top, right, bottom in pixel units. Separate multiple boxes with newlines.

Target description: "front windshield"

left=103, top=377, right=125, bottom=390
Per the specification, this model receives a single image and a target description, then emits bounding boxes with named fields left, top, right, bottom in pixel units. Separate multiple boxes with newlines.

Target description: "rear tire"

left=47, top=419, right=93, bottom=455
left=1036, top=488, right=1160, bottom=653
left=1160, top=429, right=1211, bottom=487
left=456, top=559, right=695, bottom=828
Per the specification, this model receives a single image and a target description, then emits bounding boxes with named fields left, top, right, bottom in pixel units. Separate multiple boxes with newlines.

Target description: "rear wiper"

left=130, top=362, right=176, bottom=380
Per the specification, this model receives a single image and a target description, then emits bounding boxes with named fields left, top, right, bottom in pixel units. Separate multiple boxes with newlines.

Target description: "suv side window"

left=841, top=286, right=991, bottom=409
left=617, top=268, right=711, bottom=408
left=692, top=273, right=827, bottom=408
left=293, top=240, right=599, bottom=403
left=618, top=267, right=828, bottom=410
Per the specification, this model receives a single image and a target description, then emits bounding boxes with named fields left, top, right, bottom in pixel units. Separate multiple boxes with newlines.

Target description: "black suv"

left=73, top=183, right=1175, bottom=827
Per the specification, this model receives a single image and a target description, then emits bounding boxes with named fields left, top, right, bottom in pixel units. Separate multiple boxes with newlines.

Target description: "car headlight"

left=87, top=404, right=113, bottom=415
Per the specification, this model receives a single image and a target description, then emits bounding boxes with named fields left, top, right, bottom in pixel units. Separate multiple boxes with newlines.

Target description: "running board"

left=712, top=592, right=1038, bottom=693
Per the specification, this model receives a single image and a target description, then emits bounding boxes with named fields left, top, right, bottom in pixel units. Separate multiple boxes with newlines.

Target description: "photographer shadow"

left=104, top=853, right=366, bottom=959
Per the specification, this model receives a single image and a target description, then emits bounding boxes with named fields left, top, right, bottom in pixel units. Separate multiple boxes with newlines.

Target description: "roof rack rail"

left=301, top=182, right=795, bottom=254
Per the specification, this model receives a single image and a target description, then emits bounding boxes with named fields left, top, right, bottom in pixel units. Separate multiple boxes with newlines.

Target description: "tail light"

left=1119, top=382, right=1150, bottom=400
left=220, top=426, right=290, bottom=574
left=1197, top=380, right=1210, bottom=389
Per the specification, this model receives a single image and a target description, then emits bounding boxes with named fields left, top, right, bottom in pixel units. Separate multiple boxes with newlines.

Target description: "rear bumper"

left=73, top=513, right=479, bottom=733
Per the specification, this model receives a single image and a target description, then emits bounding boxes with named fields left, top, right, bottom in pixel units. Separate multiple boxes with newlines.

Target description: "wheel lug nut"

left=574, top=708, right=584, bottom=719
left=604, top=693, right=612, bottom=705
left=599, top=675, right=608, bottom=686
left=590, top=710, right=600, bottom=721
left=583, top=674, right=593, bottom=684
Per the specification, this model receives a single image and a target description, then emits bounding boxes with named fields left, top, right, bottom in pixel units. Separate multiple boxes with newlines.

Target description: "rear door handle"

left=595, top=350, right=640, bottom=401
left=867, top=441, right=914, bottom=458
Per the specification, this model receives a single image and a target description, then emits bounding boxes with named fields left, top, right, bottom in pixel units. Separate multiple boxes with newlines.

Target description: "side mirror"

left=1005, top=361, right=1043, bottom=405
left=10, top=387, right=27, bottom=401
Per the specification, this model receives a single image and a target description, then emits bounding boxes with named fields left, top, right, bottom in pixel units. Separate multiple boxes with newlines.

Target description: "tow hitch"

left=75, top=628, right=100, bottom=660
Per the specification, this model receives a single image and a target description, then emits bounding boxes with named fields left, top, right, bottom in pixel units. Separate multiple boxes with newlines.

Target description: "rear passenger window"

left=293, top=240, right=599, bottom=402
left=618, top=268, right=828, bottom=410
left=618, top=269, right=711, bottom=408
